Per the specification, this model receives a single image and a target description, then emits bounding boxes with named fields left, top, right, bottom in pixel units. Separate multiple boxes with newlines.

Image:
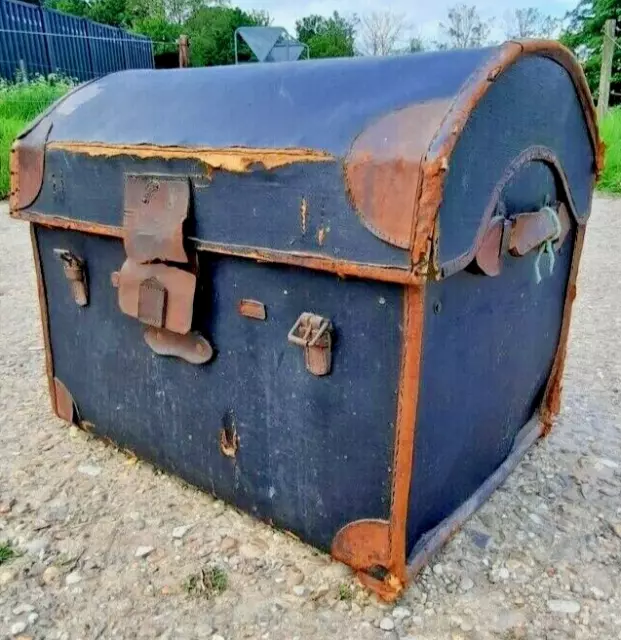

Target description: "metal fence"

left=0, top=0, right=154, bottom=82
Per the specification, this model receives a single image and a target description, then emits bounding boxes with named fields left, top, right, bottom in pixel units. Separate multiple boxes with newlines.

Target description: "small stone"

left=460, top=576, right=474, bottom=591
left=611, top=523, right=621, bottom=539
left=292, top=585, right=305, bottom=597
left=432, top=564, right=444, bottom=576
left=379, top=617, right=395, bottom=631
left=239, top=541, right=267, bottom=560
left=219, top=536, right=238, bottom=553
left=42, top=566, right=61, bottom=585
left=77, top=464, right=101, bottom=477
left=0, top=570, right=16, bottom=585
left=286, top=568, right=305, bottom=587
left=211, top=636, right=225, bottom=640
left=12, top=604, right=35, bottom=615
left=27, top=613, right=38, bottom=625
left=135, top=546, right=154, bottom=558
left=172, top=525, right=192, bottom=540
left=498, top=567, right=510, bottom=580
left=547, top=599, right=581, bottom=615
left=392, top=606, right=411, bottom=620
left=24, top=538, right=48, bottom=556
left=11, top=622, right=27, bottom=636
left=65, top=572, right=82, bottom=586
left=68, top=426, right=81, bottom=439
left=0, top=498, right=16, bottom=514
left=468, top=529, right=492, bottom=549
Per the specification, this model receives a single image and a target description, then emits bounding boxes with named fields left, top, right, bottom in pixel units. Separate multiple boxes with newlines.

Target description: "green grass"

left=599, top=107, right=621, bottom=193
left=183, top=565, right=228, bottom=598
left=0, top=76, right=73, bottom=199
left=0, top=542, right=16, bottom=565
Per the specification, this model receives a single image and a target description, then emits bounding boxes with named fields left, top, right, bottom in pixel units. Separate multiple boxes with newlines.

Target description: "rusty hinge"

left=288, top=312, right=332, bottom=376
left=54, top=249, right=88, bottom=306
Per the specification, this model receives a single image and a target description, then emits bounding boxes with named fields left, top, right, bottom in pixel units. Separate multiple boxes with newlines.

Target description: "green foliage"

left=0, top=542, right=16, bottom=565
left=0, top=77, right=73, bottom=199
left=561, top=0, right=621, bottom=104
left=45, top=0, right=91, bottom=17
left=295, top=12, right=357, bottom=58
left=599, top=107, right=621, bottom=191
left=186, top=6, right=266, bottom=66
left=184, top=565, right=228, bottom=597
left=133, top=16, right=182, bottom=54
left=338, top=583, right=353, bottom=600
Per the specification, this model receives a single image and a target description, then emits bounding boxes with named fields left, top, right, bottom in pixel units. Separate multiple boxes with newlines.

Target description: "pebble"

left=12, top=604, right=35, bottom=615
left=0, top=570, right=16, bottom=585
left=135, top=546, right=154, bottom=558
left=10, top=622, right=27, bottom=636
left=77, top=464, right=102, bottom=477
left=611, top=523, right=621, bottom=539
left=286, top=568, right=305, bottom=587
left=239, top=541, right=268, bottom=560
left=547, top=599, right=581, bottom=615
left=41, top=566, right=61, bottom=584
left=172, top=525, right=192, bottom=540
left=219, top=537, right=238, bottom=553
left=379, top=617, right=395, bottom=631
left=24, top=538, right=48, bottom=556
left=65, top=572, right=82, bottom=586
left=432, top=564, right=444, bottom=576
left=292, top=585, right=305, bottom=597
left=392, top=606, right=411, bottom=620
left=211, top=636, right=225, bottom=640
left=460, top=576, right=474, bottom=591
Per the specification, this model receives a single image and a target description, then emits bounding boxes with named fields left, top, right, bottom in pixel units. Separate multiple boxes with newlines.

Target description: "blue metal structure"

left=234, top=26, right=309, bottom=64
left=0, top=0, right=154, bottom=81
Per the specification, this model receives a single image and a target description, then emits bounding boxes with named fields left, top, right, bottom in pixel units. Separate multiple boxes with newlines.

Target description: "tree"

left=185, top=5, right=268, bottom=66
left=44, top=0, right=91, bottom=16
left=562, top=0, right=621, bottom=105
left=439, top=4, right=492, bottom=48
left=359, top=11, right=408, bottom=55
left=408, top=35, right=425, bottom=53
left=295, top=12, right=357, bottom=58
left=504, top=8, right=561, bottom=39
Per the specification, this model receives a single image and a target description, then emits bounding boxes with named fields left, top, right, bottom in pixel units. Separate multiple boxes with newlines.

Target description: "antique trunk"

left=10, top=41, right=601, bottom=600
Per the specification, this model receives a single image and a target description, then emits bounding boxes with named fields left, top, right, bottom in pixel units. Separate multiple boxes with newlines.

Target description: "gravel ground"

left=0, top=197, right=620, bottom=640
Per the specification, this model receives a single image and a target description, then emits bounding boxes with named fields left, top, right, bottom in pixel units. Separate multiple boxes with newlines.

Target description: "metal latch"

left=288, top=312, right=332, bottom=376
left=54, top=249, right=88, bottom=307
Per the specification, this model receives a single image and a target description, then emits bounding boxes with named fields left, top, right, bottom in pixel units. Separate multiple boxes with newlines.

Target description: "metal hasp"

left=53, top=249, right=88, bottom=307
left=114, top=174, right=213, bottom=363
left=234, top=27, right=309, bottom=64
left=288, top=313, right=333, bottom=376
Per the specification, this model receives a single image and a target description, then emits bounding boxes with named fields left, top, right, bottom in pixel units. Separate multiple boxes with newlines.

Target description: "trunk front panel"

left=36, top=226, right=403, bottom=551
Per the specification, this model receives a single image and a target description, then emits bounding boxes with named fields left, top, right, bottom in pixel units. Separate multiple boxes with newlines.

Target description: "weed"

left=338, top=582, right=353, bottom=601
left=183, top=565, right=228, bottom=598
left=0, top=542, right=16, bottom=566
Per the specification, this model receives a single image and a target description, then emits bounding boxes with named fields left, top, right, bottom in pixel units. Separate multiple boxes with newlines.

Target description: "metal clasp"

left=288, top=312, right=332, bottom=376
left=54, top=249, right=88, bottom=307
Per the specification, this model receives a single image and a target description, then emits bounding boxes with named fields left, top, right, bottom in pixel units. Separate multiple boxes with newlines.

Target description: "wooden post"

left=597, top=19, right=616, bottom=122
left=179, top=35, right=189, bottom=68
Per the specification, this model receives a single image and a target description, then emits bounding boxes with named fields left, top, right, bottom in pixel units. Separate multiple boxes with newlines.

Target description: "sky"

left=234, top=0, right=578, bottom=44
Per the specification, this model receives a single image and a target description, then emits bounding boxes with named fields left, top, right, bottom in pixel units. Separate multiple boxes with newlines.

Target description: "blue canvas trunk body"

left=10, top=40, right=600, bottom=600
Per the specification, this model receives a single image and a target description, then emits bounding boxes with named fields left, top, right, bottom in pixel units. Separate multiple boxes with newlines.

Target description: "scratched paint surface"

left=36, top=226, right=403, bottom=551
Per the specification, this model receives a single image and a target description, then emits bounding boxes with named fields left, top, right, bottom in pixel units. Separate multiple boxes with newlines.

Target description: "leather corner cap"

left=10, top=117, right=53, bottom=213
left=54, top=377, right=78, bottom=424
left=345, top=100, right=453, bottom=250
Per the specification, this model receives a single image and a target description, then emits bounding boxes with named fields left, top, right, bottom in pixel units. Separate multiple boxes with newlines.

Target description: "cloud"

left=235, top=0, right=576, bottom=41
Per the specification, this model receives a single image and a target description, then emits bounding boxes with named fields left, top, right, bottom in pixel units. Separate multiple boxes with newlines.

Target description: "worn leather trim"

left=30, top=225, right=57, bottom=416
left=540, top=225, right=585, bottom=435
left=345, top=100, right=453, bottom=250
left=10, top=118, right=53, bottom=212
left=13, top=211, right=423, bottom=286
left=414, top=40, right=600, bottom=278
left=54, top=378, right=77, bottom=424
left=331, top=285, right=425, bottom=602
left=442, top=146, right=581, bottom=278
